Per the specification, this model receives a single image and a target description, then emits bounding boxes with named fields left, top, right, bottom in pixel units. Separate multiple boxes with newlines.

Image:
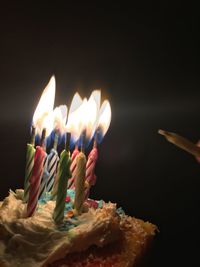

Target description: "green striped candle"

left=23, top=127, right=36, bottom=202
left=53, top=149, right=71, bottom=224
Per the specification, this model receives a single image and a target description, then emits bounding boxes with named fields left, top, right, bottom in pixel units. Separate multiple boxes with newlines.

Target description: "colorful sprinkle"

left=85, top=199, right=98, bottom=209
left=65, top=196, right=71, bottom=203
left=98, top=200, right=104, bottom=209
left=66, top=210, right=74, bottom=218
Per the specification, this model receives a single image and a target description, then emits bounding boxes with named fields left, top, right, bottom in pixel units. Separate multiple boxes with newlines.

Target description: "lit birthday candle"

left=24, top=75, right=55, bottom=202
left=85, top=99, right=112, bottom=200
left=46, top=105, right=67, bottom=193
left=81, top=90, right=100, bottom=198
left=74, top=94, right=98, bottom=215
left=66, top=93, right=85, bottom=189
left=53, top=132, right=71, bottom=224
left=27, top=76, right=55, bottom=216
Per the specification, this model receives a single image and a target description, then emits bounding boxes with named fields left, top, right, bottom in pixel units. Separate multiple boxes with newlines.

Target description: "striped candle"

left=53, top=149, right=71, bottom=224
left=67, top=147, right=79, bottom=189
left=27, top=146, right=46, bottom=217
left=84, top=147, right=98, bottom=199
left=74, top=152, right=86, bottom=215
left=23, top=144, right=36, bottom=202
left=38, top=154, right=49, bottom=199
left=51, top=170, right=59, bottom=198
left=46, top=148, right=59, bottom=192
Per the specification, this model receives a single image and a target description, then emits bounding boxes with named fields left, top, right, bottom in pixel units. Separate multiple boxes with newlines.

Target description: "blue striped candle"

left=46, top=148, right=59, bottom=192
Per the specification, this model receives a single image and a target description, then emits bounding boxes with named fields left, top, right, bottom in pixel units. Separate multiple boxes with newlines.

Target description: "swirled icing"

left=0, top=190, right=121, bottom=267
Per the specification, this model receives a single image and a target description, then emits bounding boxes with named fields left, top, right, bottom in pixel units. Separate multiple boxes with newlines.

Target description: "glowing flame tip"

left=32, top=76, right=56, bottom=136
left=96, top=100, right=111, bottom=140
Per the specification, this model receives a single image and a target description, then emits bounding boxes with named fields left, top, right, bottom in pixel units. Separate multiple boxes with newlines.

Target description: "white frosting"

left=0, top=190, right=121, bottom=267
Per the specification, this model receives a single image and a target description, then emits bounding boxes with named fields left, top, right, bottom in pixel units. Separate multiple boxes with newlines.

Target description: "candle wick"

left=75, top=143, right=78, bottom=150
left=81, top=130, right=86, bottom=153
left=93, top=138, right=97, bottom=149
left=66, top=132, right=71, bottom=152
left=30, top=126, right=36, bottom=146
left=41, top=128, right=46, bottom=149
left=93, top=130, right=99, bottom=149
left=53, top=130, right=59, bottom=150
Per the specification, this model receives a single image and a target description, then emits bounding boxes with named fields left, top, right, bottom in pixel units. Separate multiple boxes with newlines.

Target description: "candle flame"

left=42, top=110, right=54, bottom=137
left=83, top=90, right=100, bottom=141
left=91, top=90, right=101, bottom=112
left=32, top=76, right=56, bottom=136
left=96, top=100, right=111, bottom=141
left=66, top=93, right=85, bottom=142
left=53, top=105, right=68, bottom=134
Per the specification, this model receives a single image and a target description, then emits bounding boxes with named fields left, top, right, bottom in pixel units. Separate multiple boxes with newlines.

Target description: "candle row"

left=24, top=76, right=111, bottom=224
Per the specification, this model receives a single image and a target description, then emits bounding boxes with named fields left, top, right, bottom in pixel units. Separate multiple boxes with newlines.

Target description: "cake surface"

left=46, top=216, right=156, bottom=267
left=0, top=190, right=157, bottom=267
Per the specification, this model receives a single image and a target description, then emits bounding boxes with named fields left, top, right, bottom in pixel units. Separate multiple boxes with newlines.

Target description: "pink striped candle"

left=27, top=146, right=46, bottom=217
left=38, top=153, right=49, bottom=199
left=84, top=147, right=98, bottom=199
left=67, top=146, right=79, bottom=189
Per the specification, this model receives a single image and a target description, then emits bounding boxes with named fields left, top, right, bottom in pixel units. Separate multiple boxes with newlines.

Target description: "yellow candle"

left=74, top=152, right=86, bottom=215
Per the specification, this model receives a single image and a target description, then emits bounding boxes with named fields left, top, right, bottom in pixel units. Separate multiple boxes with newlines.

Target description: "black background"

left=0, top=3, right=199, bottom=267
